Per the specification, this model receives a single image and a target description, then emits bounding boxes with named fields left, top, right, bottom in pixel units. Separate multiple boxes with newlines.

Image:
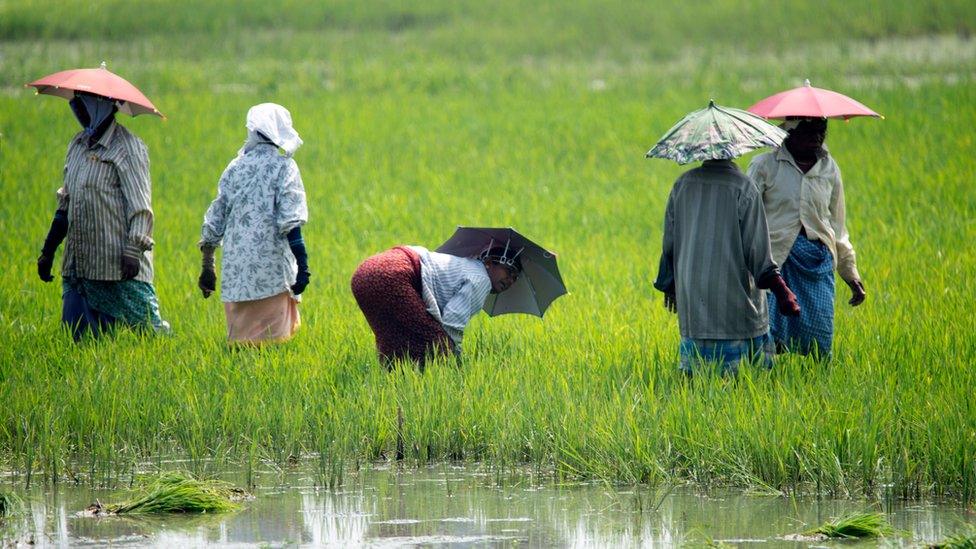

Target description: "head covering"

left=780, top=119, right=801, bottom=131
left=781, top=117, right=827, bottom=132
left=479, top=240, right=524, bottom=273
left=69, top=92, right=117, bottom=136
left=242, top=103, right=303, bottom=157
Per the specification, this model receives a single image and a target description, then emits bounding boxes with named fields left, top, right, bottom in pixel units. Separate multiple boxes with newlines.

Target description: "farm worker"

left=654, top=159, right=801, bottom=377
left=198, top=103, right=309, bottom=344
left=350, top=244, right=521, bottom=368
left=36, top=90, right=169, bottom=340
left=747, top=118, right=865, bottom=359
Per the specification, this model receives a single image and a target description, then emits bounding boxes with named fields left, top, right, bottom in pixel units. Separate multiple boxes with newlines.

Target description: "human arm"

left=758, top=271, right=800, bottom=316
left=828, top=164, right=864, bottom=305
left=440, top=276, right=492, bottom=354
left=117, top=138, right=154, bottom=279
left=653, top=190, right=677, bottom=312
left=274, top=161, right=308, bottom=237
left=198, top=244, right=216, bottom=298
left=740, top=184, right=800, bottom=316
left=738, top=183, right=779, bottom=284
left=198, top=171, right=233, bottom=298
left=287, top=226, right=309, bottom=295
left=274, top=161, right=310, bottom=295
left=37, top=208, right=68, bottom=282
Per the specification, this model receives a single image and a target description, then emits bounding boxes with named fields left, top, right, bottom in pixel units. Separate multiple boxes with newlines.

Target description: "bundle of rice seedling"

left=929, top=533, right=976, bottom=549
left=0, top=490, right=23, bottom=517
left=99, top=472, right=242, bottom=514
left=805, top=511, right=894, bottom=539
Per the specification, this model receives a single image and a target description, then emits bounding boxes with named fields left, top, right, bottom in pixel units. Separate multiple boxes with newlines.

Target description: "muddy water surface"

left=1, top=464, right=973, bottom=547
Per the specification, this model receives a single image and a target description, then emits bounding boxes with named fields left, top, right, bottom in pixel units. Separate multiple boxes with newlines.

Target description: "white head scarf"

left=242, top=103, right=303, bottom=157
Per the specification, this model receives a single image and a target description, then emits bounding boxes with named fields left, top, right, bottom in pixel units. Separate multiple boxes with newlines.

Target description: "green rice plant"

left=0, top=490, right=24, bottom=517
left=98, top=471, right=243, bottom=514
left=805, top=511, right=894, bottom=539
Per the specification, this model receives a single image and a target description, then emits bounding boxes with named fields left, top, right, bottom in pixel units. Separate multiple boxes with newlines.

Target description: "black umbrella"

left=436, top=227, right=567, bottom=317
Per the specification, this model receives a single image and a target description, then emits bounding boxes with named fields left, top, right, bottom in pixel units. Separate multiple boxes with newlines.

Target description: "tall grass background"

left=0, top=1, right=974, bottom=500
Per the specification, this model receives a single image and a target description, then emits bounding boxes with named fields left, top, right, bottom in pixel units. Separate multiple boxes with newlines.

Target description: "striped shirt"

left=654, top=160, right=779, bottom=340
left=56, top=121, right=155, bottom=283
left=408, top=246, right=492, bottom=349
left=747, top=146, right=860, bottom=282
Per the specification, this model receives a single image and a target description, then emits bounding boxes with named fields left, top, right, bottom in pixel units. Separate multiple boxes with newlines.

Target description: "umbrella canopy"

left=436, top=227, right=567, bottom=318
left=747, top=79, right=881, bottom=120
left=27, top=62, right=164, bottom=118
left=645, top=100, right=786, bottom=165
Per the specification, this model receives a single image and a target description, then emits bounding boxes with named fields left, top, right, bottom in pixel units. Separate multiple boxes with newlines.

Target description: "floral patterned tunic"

left=200, top=143, right=308, bottom=303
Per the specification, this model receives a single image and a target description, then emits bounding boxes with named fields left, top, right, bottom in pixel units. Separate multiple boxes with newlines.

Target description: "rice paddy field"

left=1, top=0, right=975, bottom=511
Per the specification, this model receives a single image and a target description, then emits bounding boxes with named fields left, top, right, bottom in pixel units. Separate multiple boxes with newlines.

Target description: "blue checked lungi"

left=767, top=233, right=834, bottom=358
left=679, top=333, right=774, bottom=377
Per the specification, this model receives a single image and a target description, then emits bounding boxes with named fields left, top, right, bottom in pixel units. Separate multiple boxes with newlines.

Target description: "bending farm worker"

left=747, top=117, right=865, bottom=359
left=37, top=90, right=169, bottom=340
left=350, top=244, right=521, bottom=368
left=198, top=103, right=309, bottom=344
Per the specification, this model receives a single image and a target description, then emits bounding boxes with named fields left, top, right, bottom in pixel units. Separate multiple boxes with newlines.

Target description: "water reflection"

left=1, top=464, right=972, bottom=547
left=301, top=491, right=370, bottom=545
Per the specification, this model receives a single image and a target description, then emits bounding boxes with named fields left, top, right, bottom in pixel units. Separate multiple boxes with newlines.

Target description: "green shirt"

left=655, top=160, right=778, bottom=340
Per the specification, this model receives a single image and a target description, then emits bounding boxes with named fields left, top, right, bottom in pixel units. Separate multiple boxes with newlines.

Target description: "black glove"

left=291, top=269, right=310, bottom=295
left=199, top=269, right=216, bottom=298
left=38, top=209, right=68, bottom=282
left=37, top=254, right=55, bottom=282
left=287, top=226, right=310, bottom=295
left=121, top=249, right=141, bottom=280
left=199, top=245, right=217, bottom=298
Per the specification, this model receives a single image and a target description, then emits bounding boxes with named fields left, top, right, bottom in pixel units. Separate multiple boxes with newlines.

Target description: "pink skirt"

left=224, top=291, right=300, bottom=344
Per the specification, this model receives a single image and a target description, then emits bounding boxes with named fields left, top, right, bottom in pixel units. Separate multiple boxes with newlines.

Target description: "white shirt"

left=747, top=146, right=860, bottom=281
left=409, top=246, right=492, bottom=350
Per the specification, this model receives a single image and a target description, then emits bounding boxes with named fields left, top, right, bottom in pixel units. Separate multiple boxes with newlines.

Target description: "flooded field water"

left=2, top=464, right=973, bottom=547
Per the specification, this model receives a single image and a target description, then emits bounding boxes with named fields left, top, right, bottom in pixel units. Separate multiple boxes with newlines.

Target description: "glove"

left=287, top=226, right=310, bottom=295
left=38, top=209, right=69, bottom=282
left=121, top=249, right=141, bottom=280
left=37, top=254, right=55, bottom=282
left=766, top=274, right=801, bottom=317
left=291, top=268, right=310, bottom=296
left=664, top=291, right=677, bottom=313
left=846, top=278, right=866, bottom=307
left=199, top=245, right=217, bottom=298
left=199, top=268, right=216, bottom=298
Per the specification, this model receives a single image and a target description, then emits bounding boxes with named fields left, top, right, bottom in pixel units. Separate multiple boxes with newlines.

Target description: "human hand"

left=846, top=278, right=866, bottom=306
left=37, top=254, right=55, bottom=282
left=777, top=287, right=801, bottom=317
left=766, top=274, right=801, bottom=317
left=664, top=291, right=677, bottom=313
left=121, top=253, right=140, bottom=280
left=199, top=268, right=216, bottom=298
left=291, top=269, right=310, bottom=295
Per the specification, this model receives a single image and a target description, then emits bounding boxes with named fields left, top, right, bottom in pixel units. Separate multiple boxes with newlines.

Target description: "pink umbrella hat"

left=748, top=79, right=881, bottom=121
left=27, top=62, right=164, bottom=118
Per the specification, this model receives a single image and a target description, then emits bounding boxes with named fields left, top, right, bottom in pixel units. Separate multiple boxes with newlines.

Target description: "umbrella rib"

left=522, top=273, right=543, bottom=316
